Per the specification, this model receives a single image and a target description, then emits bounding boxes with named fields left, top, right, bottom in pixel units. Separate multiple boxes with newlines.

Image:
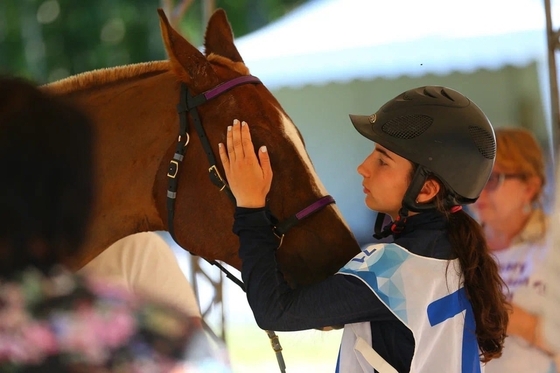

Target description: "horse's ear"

left=157, top=8, right=219, bottom=88
left=203, top=9, right=244, bottom=63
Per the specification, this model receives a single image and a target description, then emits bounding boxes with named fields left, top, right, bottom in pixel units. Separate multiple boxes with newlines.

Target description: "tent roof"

left=234, top=0, right=556, bottom=89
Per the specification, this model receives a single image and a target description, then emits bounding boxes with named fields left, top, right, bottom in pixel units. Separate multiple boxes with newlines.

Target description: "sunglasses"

left=484, top=173, right=525, bottom=192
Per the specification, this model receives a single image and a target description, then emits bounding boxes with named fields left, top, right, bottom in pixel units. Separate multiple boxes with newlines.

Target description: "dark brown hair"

left=406, top=160, right=509, bottom=362
left=435, top=189, right=510, bottom=362
left=0, top=76, right=95, bottom=278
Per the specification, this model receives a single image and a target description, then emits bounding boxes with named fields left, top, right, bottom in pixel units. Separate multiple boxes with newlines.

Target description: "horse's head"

left=153, top=9, right=360, bottom=287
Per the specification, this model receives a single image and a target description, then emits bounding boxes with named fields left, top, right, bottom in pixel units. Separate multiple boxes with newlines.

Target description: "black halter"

left=166, top=75, right=336, bottom=274
left=165, top=75, right=336, bottom=373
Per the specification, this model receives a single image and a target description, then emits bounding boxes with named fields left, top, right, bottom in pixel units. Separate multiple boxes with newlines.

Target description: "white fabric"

left=79, top=232, right=201, bottom=317
left=485, top=210, right=555, bottom=373
left=349, top=323, right=397, bottom=373
left=338, top=322, right=375, bottom=373
left=336, top=243, right=481, bottom=373
left=234, top=0, right=554, bottom=90
left=492, top=235, right=548, bottom=316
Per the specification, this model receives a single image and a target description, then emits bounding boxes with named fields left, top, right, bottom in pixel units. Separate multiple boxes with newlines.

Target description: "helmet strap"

left=372, top=207, right=410, bottom=239
left=373, top=212, right=388, bottom=239
left=403, top=166, right=437, bottom=212
left=372, top=166, right=438, bottom=240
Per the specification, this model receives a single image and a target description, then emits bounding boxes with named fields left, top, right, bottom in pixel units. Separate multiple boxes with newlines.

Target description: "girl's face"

left=357, top=144, right=412, bottom=219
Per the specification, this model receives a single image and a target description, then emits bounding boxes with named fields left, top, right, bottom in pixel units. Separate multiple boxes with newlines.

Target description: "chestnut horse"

left=43, top=9, right=360, bottom=288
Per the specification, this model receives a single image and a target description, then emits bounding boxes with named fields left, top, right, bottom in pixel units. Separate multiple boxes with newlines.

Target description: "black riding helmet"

left=349, top=86, right=496, bottom=215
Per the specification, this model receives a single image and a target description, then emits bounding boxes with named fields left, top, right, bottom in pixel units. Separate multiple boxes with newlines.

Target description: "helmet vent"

left=440, top=89, right=455, bottom=101
left=382, top=115, right=433, bottom=139
left=402, top=92, right=413, bottom=100
left=423, top=87, right=438, bottom=98
left=468, top=126, right=496, bottom=159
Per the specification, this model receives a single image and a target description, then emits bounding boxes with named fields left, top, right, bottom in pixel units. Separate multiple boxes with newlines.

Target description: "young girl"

left=218, top=86, right=509, bottom=372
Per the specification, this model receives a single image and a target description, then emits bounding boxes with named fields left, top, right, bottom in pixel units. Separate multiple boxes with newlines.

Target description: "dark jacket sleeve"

left=233, top=207, right=397, bottom=332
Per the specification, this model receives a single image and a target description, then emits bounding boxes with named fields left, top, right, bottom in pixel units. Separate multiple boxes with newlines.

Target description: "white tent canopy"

left=235, top=0, right=557, bottom=90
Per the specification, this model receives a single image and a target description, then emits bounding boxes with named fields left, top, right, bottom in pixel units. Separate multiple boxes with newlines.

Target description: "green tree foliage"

left=0, top=0, right=306, bottom=84
left=177, top=0, right=305, bottom=44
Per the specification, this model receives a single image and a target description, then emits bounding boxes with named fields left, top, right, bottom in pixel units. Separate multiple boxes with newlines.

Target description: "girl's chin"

left=364, top=199, right=376, bottom=211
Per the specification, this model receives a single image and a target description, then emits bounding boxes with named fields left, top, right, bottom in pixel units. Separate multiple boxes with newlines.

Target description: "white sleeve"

left=80, top=232, right=201, bottom=317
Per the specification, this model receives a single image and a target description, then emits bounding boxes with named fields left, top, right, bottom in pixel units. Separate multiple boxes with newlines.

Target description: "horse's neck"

left=67, top=72, right=178, bottom=269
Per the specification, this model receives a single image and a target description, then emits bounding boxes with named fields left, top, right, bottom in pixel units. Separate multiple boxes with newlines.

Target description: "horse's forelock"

left=208, top=54, right=249, bottom=75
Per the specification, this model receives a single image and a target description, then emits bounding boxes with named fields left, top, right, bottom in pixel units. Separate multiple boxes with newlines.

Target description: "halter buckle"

left=179, top=133, right=190, bottom=147
left=209, top=165, right=227, bottom=191
left=167, top=160, right=179, bottom=178
left=273, top=229, right=285, bottom=248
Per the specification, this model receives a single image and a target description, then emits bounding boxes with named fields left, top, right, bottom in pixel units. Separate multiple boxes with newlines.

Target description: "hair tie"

left=450, top=205, right=462, bottom=213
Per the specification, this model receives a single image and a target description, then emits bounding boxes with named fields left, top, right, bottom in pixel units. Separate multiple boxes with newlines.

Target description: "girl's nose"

left=357, top=160, right=367, bottom=177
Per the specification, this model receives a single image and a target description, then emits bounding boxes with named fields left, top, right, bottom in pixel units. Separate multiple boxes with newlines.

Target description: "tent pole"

left=202, top=0, right=216, bottom=23
left=545, top=0, right=560, bottom=157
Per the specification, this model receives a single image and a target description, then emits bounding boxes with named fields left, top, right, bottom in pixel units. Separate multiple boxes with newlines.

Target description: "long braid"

left=438, top=198, right=510, bottom=361
left=376, top=163, right=509, bottom=361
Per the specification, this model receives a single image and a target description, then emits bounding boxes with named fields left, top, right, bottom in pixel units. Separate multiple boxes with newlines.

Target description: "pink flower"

left=97, top=306, right=136, bottom=347
left=0, top=334, right=45, bottom=364
left=0, top=285, right=28, bottom=329
left=54, top=311, right=107, bottom=363
left=22, top=322, right=58, bottom=355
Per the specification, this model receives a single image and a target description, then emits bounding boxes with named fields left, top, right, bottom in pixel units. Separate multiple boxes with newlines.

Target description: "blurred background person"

left=79, top=231, right=202, bottom=324
left=0, top=75, right=230, bottom=372
left=472, top=127, right=554, bottom=372
left=541, top=147, right=560, bottom=372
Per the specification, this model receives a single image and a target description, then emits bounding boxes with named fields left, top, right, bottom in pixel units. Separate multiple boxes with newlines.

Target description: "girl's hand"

left=218, top=119, right=272, bottom=208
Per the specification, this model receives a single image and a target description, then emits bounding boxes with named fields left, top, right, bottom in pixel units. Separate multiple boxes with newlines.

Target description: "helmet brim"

left=349, top=114, right=378, bottom=142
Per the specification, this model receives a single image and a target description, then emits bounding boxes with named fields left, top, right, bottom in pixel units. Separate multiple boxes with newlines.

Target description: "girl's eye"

left=378, top=158, right=387, bottom=166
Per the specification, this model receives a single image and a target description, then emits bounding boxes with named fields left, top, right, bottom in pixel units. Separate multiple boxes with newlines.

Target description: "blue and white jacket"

left=337, top=243, right=480, bottom=372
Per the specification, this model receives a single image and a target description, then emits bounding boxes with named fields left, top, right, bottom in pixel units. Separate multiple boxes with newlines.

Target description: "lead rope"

left=167, top=81, right=286, bottom=373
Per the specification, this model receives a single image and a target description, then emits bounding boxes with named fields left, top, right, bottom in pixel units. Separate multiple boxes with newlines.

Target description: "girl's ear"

left=417, top=178, right=441, bottom=204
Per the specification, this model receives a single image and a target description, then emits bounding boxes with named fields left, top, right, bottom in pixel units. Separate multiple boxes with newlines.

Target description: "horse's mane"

left=43, top=61, right=171, bottom=95
left=42, top=54, right=248, bottom=96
